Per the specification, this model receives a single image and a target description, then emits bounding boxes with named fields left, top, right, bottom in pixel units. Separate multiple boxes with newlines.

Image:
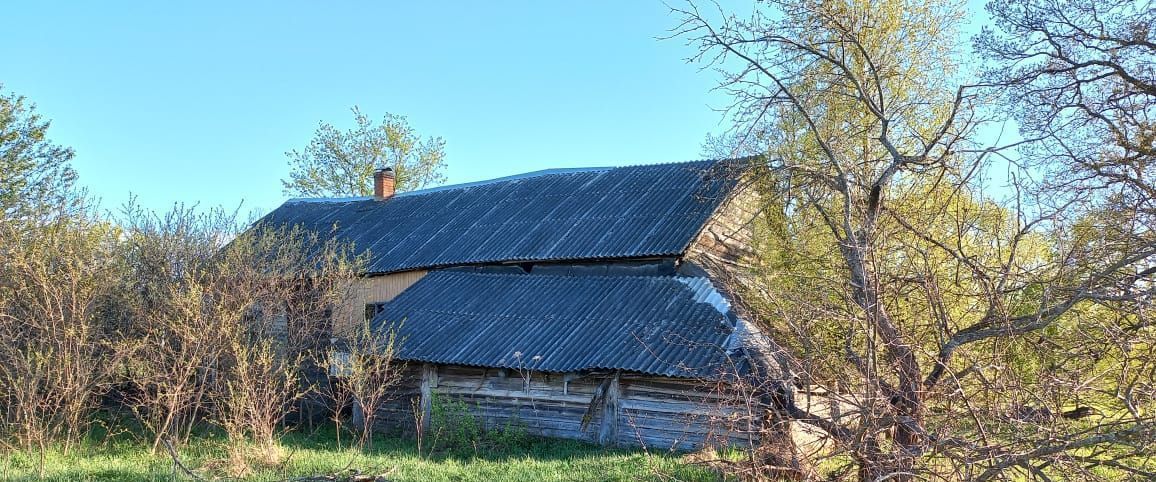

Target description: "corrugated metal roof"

left=258, top=160, right=736, bottom=274
left=370, top=271, right=743, bottom=378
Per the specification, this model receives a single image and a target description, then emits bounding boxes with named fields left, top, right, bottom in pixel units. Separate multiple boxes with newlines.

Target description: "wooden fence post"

left=420, top=364, right=438, bottom=433
left=598, top=371, right=621, bottom=446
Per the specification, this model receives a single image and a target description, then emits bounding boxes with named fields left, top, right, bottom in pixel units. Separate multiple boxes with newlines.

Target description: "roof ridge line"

left=283, top=159, right=737, bottom=204
left=284, top=195, right=374, bottom=204
left=392, top=158, right=732, bottom=199
left=392, top=166, right=615, bottom=198
left=433, top=270, right=710, bottom=282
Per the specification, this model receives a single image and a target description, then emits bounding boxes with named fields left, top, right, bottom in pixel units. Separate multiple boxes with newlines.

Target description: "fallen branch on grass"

left=278, top=466, right=397, bottom=482
left=162, top=436, right=207, bottom=481
left=162, top=434, right=394, bottom=482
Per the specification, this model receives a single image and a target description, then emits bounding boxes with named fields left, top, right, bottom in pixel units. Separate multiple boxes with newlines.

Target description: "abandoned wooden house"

left=257, top=159, right=789, bottom=451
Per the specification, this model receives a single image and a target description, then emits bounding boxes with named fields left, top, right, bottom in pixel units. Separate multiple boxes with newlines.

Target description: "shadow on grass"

left=276, top=425, right=721, bottom=482
left=19, top=469, right=163, bottom=482
left=2, top=421, right=721, bottom=482
left=279, top=423, right=651, bottom=464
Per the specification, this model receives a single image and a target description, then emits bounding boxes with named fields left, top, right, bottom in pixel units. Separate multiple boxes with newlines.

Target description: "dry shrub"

left=212, top=222, right=360, bottom=455
left=692, top=358, right=814, bottom=482
left=115, top=203, right=361, bottom=462
left=1, top=198, right=370, bottom=477
left=333, top=320, right=405, bottom=450
left=115, top=204, right=237, bottom=451
left=0, top=209, right=130, bottom=474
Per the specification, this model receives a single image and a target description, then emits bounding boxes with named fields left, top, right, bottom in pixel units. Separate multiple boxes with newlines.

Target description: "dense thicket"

left=0, top=204, right=363, bottom=477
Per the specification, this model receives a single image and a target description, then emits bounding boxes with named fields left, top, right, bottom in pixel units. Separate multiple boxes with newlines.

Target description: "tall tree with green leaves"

left=282, top=107, right=447, bottom=197
left=0, top=85, right=79, bottom=220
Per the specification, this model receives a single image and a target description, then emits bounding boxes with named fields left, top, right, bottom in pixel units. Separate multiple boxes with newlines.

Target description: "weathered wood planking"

left=367, top=364, right=423, bottom=433
left=686, top=179, right=760, bottom=267
left=367, top=364, right=763, bottom=452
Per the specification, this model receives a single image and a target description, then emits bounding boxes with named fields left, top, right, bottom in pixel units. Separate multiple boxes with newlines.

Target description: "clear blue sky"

left=1, top=1, right=989, bottom=218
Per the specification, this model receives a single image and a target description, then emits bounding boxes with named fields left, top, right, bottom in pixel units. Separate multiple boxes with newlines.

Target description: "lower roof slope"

left=259, top=160, right=736, bottom=274
left=370, top=270, right=747, bottom=378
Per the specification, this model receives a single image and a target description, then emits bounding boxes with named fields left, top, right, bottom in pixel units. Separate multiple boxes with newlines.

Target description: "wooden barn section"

left=256, top=158, right=792, bottom=452
left=356, top=271, right=774, bottom=451
left=366, top=364, right=760, bottom=451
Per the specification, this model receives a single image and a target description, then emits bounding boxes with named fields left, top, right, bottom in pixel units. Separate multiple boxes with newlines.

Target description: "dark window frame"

left=364, top=302, right=386, bottom=322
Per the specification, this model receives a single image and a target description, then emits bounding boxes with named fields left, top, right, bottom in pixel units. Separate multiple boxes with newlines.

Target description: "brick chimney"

left=373, top=167, right=395, bottom=199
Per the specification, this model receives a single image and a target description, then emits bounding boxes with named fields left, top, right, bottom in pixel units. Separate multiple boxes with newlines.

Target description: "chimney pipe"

left=373, top=167, right=396, bottom=199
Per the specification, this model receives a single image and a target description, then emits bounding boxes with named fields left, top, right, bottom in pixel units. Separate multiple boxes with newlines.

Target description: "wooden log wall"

left=616, top=373, right=763, bottom=450
left=368, top=364, right=765, bottom=452
left=365, top=364, right=423, bottom=433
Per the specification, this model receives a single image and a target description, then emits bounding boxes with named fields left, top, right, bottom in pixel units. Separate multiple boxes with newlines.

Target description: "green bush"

left=429, top=396, right=481, bottom=451
left=427, top=395, right=532, bottom=453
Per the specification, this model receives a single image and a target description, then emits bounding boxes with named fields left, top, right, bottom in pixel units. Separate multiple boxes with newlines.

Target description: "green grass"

left=0, top=425, right=723, bottom=481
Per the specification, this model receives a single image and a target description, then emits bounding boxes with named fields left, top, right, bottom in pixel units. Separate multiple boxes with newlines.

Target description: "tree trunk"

left=845, top=234, right=925, bottom=482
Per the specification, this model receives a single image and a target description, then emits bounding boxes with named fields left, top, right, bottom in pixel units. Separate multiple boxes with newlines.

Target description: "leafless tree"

left=672, top=0, right=1156, bottom=480
left=977, top=0, right=1154, bottom=218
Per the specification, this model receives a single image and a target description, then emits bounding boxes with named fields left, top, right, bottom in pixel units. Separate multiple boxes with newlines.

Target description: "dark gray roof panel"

left=371, top=271, right=740, bottom=378
left=258, top=160, right=734, bottom=274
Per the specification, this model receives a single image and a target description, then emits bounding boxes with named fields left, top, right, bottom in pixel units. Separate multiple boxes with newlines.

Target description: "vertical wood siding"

left=333, top=270, right=427, bottom=335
